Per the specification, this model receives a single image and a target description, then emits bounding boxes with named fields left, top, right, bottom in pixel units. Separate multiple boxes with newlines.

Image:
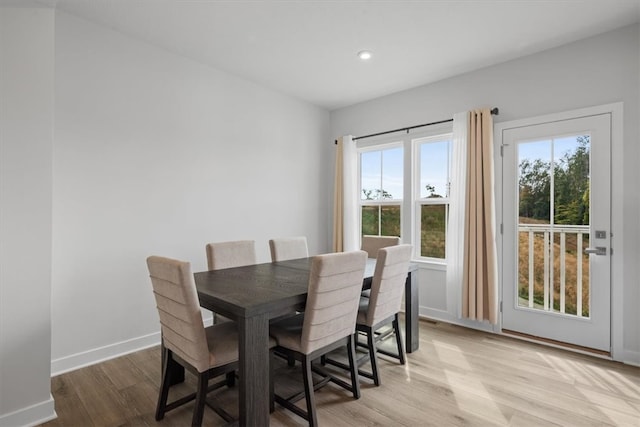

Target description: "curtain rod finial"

left=491, top=107, right=499, bottom=115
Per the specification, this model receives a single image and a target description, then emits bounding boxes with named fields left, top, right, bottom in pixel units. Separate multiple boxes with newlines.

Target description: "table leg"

left=404, top=271, right=419, bottom=353
left=238, top=313, right=270, bottom=427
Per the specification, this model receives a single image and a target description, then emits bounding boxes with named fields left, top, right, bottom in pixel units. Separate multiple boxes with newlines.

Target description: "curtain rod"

left=334, top=107, right=499, bottom=144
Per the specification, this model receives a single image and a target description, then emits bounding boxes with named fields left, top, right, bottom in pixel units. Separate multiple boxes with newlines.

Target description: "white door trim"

left=494, top=103, right=623, bottom=361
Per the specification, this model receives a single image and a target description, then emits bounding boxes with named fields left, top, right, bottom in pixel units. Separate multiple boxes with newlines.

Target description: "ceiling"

left=45, top=1, right=640, bottom=110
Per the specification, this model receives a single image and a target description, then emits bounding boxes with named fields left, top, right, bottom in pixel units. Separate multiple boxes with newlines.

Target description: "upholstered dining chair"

left=205, top=240, right=257, bottom=323
left=360, top=235, right=400, bottom=298
left=322, top=244, right=412, bottom=386
left=269, top=236, right=309, bottom=262
left=360, top=235, right=401, bottom=258
left=146, top=256, right=240, bottom=426
left=206, top=240, right=256, bottom=270
left=269, top=250, right=368, bottom=427
left=355, top=244, right=412, bottom=386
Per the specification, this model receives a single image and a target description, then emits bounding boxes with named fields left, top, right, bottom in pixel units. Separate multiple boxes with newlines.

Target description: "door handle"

left=585, top=247, right=607, bottom=256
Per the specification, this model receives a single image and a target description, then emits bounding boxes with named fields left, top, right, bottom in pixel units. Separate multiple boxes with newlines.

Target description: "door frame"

left=494, top=103, right=624, bottom=361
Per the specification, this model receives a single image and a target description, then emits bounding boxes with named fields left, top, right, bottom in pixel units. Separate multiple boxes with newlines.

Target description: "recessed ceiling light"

left=358, top=50, right=372, bottom=60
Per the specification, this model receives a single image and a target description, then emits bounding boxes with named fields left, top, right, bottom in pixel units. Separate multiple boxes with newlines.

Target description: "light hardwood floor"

left=42, top=320, right=640, bottom=426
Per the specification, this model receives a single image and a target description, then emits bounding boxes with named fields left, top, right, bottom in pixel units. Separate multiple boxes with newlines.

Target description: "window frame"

left=355, top=123, right=453, bottom=263
left=413, top=133, right=453, bottom=263
left=357, top=140, right=404, bottom=239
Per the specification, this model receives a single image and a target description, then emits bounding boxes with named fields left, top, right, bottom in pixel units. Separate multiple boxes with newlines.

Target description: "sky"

left=360, top=146, right=404, bottom=200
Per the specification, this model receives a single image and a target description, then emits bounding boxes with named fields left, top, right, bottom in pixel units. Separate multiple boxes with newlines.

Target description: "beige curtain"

left=462, top=109, right=498, bottom=324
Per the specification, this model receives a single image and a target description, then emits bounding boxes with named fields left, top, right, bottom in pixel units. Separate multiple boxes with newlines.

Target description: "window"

left=356, top=127, right=453, bottom=262
left=359, top=144, right=403, bottom=238
left=415, top=135, right=452, bottom=260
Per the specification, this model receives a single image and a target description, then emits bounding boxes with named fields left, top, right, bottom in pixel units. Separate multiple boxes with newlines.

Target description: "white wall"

left=0, top=7, right=56, bottom=427
left=331, top=24, right=640, bottom=364
left=51, top=11, right=332, bottom=372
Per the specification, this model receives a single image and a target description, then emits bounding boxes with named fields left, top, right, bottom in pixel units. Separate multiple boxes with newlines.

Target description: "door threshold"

left=501, top=329, right=611, bottom=358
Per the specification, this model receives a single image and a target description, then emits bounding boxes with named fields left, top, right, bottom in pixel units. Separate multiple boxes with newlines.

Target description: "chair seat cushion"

left=206, top=321, right=276, bottom=368
left=269, top=313, right=304, bottom=353
left=205, top=322, right=239, bottom=368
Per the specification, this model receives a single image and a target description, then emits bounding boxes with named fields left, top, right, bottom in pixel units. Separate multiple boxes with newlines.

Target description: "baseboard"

left=51, top=332, right=161, bottom=376
left=0, top=395, right=56, bottom=427
left=50, top=315, right=215, bottom=376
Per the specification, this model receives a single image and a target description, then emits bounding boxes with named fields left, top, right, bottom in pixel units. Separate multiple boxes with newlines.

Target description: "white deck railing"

left=518, top=223, right=590, bottom=317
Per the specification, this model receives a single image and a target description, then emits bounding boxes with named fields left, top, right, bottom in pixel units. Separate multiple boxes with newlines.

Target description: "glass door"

left=501, top=113, right=611, bottom=352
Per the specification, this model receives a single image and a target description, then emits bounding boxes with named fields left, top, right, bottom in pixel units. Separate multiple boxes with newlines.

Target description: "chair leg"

left=366, top=327, right=381, bottom=386
left=393, top=313, right=406, bottom=365
left=192, top=373, right=208, bottom=427
left=302, top=356, right=318, bottom=427
left=346, top=334, right=361, bottom=399
left=155, top=347, right=172, bottom=421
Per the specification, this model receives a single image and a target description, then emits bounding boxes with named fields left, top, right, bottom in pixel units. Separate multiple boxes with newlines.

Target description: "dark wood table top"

left=194, top=257, right=416, bottom=319
left=194, top=257, right=314, bottom=319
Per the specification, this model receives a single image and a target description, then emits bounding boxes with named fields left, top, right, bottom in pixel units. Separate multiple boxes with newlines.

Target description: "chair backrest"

left=364, top=244, right=412, bottom=327
left=300, top=250, right=368, bottom=354
left=361, top=235, right=401, bottom=258
left=206, top=240, right=256, bottom=270
left=269, top=236, right=309, bottom=262
left=146, top=256, right=210, bottom=372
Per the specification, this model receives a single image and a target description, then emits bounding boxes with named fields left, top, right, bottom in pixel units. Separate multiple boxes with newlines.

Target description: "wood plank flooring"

left=41, top=320, right=640, bottom=426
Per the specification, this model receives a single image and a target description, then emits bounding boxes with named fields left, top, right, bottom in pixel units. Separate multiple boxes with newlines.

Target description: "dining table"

left=191, top=256, right=419, bottom=427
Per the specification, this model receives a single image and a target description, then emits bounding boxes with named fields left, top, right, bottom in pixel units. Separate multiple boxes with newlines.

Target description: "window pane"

left=361, top=206, right=379, bottom=235
left=421, top=204, right=447, bottom=258
left=517, top=135, right=591, bottom=317
left=553, top=135, right=590, bottom=226
left=518, top=140, right=551, bottom=224
left=420, top=140, right=450, bottom=198
left=360, top=147, right=403, bottom=201
left=381, top=205, right=401, bottom=236
left=382, top=147, right=403, bottom=200
left=361, top=151, right=381, bottom=200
